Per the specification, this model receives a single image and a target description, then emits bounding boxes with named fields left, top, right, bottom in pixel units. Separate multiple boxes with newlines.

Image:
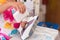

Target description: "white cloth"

left=10, top=26, right=59, bottom=40
left=27, top=26, right=58, bottom=40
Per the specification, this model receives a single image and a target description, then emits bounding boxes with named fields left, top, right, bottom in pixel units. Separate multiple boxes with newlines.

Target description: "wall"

left=46, top=0, right=60, bottom=24
left=37, top=0, right=46, bottom=22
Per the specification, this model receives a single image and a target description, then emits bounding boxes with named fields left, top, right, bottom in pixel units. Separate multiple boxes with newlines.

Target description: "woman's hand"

left=8, top=2, right=26, bottom=13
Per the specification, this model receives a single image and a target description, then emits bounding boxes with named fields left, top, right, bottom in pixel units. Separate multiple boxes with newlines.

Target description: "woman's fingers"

left=17, top=2, right=26, bottom=13
left=13, top=5, right=19, bottom=10
left=8, top=2, right=18, bottom=10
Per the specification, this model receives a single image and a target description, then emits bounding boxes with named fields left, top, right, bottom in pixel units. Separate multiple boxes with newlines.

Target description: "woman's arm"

left=0, top=2, right=10, bottom=13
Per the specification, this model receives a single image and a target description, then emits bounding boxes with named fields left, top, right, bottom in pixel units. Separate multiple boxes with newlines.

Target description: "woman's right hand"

left=8, top=2, right=26, bottom=13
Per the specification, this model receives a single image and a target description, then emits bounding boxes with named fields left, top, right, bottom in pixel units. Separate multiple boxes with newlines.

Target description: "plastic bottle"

left=3, top=6, right=16, bottom=22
